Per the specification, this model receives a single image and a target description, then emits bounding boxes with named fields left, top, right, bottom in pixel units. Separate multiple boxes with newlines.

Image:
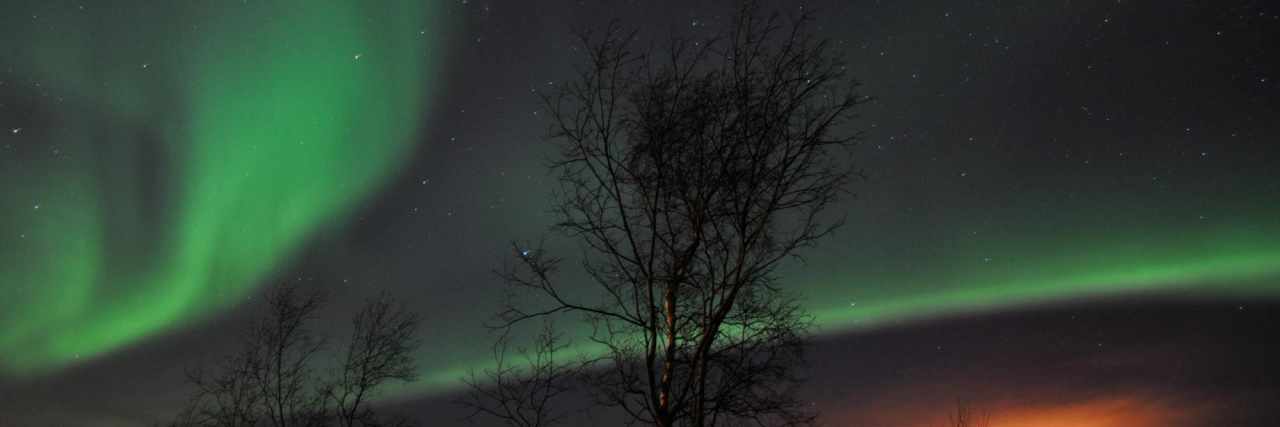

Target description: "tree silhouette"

left=179, top=346, right=266, bottom=427
left=179, top=283, right=326, bottom=427
left=460, top=321, right=580, bottom=427
left=252, top=284, right=328, bottom=427
left=325, top=294, right=422, bottom=427
left=485, top=2, right=864, bottom=426
left=945, top=401, right=991, bottom=427
left=174, top=285, right=421, bottom=427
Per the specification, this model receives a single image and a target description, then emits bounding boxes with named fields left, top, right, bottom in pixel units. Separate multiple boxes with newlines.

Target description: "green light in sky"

left=382, top=211, right=1280, bottom=399
left=803, top=210, right=1280, bottom=331
left=0, top=1, right=443, bottom=376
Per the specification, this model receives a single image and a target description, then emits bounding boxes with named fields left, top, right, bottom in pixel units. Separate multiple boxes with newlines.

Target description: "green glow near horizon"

left=804, top=210, right=1280, bottom=331
left=383, top=212, right=1280, bottom=399
left=0, top=1, right=441, bottom=376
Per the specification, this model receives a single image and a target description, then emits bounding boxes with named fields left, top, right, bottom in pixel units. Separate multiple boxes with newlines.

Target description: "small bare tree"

left=492, top=2, right=864, bottom=426
left=460, top=321, right=579, bottom=427
left=179, top=347, right=264, bottom=427
left=178, top=283, right=326, bottom=427
left=249, top=284, right=328, bottom=427
left=326, top=294, right=422, bottom=427
left=945, top=401, right=991, bottom=427
left=175, top=285, right=422, bottom=427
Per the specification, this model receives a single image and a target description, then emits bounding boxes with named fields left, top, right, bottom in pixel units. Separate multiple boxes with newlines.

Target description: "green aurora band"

left=388, top=208, right=1280, bottom=399
left=802, top=213, right=1280, bottom=330
left=1, top=1, right=442, bottom=376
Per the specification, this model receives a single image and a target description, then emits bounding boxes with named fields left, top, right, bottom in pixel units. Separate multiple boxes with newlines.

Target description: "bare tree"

left=492, top=2, right=864, bottom=426
left=326, top=294, right=422, bottom=427
left=178, top=347, right=264, bottom=427
left=180, top=283, right=327, bottom=427
left=944, top=400, right=991, bottom=427
left=460, top=321, right=579, bottom=427
left=249, top=283, right=328, bottom=427
left=175, top=285, right=421, bottom=427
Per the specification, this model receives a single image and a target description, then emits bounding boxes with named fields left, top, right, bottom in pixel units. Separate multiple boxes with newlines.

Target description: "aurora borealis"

left=1, top=0, right=442, bottom=375
left=2, top=0, right=1278, bottom=425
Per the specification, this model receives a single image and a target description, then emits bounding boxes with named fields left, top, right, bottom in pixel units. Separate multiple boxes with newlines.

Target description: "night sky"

left=1, top=1, right=1278, bottom=426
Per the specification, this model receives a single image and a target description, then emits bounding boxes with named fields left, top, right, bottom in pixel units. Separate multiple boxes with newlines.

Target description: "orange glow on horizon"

left=824, top=393, right=1213, bottom=427
left=982, top=396, right=1203, bottom=427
